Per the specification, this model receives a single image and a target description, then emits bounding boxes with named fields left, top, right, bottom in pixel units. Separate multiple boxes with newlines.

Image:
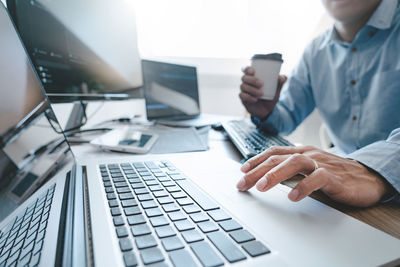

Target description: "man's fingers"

left=237, top=155, right=289, bottom=191
left=255, top=153, right=318, bottom=192
left=288, top=168, right=330, bottom=201
left=239, top=92, right=258, bottom=103
left=241, top=146, right=315, bottom=173
left=242, top=66, right=255, bottom=75
left=240, top=83, right=264, bottom=98
left=241, top=75, right=263, bottom=88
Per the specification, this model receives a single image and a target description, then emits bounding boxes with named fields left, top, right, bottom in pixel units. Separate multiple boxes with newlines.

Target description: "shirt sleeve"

left=252, top=44, right=316, bottom=135
left=347, top=128, right=400, bottom=201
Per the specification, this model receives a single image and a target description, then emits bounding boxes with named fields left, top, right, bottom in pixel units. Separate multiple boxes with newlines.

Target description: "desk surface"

left=71, top=126, right=400, bottom=240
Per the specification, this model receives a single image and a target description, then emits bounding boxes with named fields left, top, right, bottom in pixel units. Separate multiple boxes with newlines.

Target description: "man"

left=237, top=0, right=400, bottom=207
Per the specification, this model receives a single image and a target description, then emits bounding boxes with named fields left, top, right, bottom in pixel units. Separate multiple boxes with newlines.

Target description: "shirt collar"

left=319, top=0, right=398, bottom=49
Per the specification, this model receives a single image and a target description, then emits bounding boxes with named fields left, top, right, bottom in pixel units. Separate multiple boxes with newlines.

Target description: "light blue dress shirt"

left=252, top=0, right=400, bottom=197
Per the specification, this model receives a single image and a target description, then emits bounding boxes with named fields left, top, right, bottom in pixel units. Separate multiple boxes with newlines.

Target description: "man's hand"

left=236, top=146, right=392, bottom=207
left=239, top=66, right=287, bottom=120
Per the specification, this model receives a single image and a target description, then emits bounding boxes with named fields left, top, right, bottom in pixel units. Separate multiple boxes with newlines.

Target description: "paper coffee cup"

left=251, top=53, right=283, bottom=100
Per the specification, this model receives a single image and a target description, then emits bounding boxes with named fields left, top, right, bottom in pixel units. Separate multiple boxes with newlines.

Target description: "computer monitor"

left=7, top=0, right=143, bottom=101
left=0, top=3, right=70, bottom=219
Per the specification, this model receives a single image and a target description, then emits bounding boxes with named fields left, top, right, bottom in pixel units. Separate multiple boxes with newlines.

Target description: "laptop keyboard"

left=0, top=184, right=55, bottom=267
left=100, top=161, right=270, bottom=267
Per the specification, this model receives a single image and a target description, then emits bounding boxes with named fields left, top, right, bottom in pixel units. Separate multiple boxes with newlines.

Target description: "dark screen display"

left=142, top=60, right=200, bottom=119
left=7, top=0, right=142, bottom=99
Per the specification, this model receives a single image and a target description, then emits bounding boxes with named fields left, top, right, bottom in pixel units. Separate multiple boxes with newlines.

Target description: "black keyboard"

left=0, top=184, right=55, bottom=267
left=222, top=120, right=292, bottom=159
left=100, top=161, right=270, bottom=267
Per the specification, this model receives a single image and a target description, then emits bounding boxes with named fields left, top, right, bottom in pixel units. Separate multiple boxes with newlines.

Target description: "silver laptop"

left=1, top=3, right=400, bottom=267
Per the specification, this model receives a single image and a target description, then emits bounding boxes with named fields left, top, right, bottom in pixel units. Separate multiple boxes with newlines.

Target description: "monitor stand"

left=65, top=102, right=87, bottom=132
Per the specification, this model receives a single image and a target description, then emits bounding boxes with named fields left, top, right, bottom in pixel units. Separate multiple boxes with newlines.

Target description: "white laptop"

left=0, top=3, right=399, bottom=267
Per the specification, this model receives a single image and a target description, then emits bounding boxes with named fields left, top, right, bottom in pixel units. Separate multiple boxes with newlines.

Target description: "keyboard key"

left=117, top=187, right=131, bottom=194
left=123, top=252, right=138, bottom=267
left=116, top=227, right=129, bottom=238
left=229, top=230, right=255, bottom=243
left=197, top=221, right=219, bottom=233
left=171, top=192, right=187, bottom=199
left=127, top=215, right=146, bottom=226
left=183, top=205, right=201, bottom=214
left=148, top=185, right=163, bottom=192
left=134, top=188, right=149, bottom=195
left=33, top=239, right=44, bottom=255
left=207, top=231, right=246, bottom=263
left=131, top=183, right=145, bottom=189
left=108, top=200, right=119, bottom=208
left=155, top=226, right=176, bottom=238
left=149, top=216, right=169, bottom=227
left=157, top=196, right=174, bottom=205
left=135, top=234, right=158, bottom=249
left=162, top=203, right=180, bottom=213
left=169, top=249, right=198, bottom=267
left=137, top=194, right=153, bottom=202
left=166, top=186, right=181, bottom=193
left=145, top=208, right=163, bottom=218
left=121, top=200, right=138, bottom=208
left=119, top=193, right=135, bottom=200
left=119, top=238, right=133, bottom=251
left=161, top=181, right=175, bottom=187
left=191, top=241, right=224, bottom=267
left=124, top=207, right=141, bottom=216
left=176, top=198, right=193, bottom=206
left=189, top=213, right=209, bottom=223
left=111, top=207, right=122, bottom=216
left=140, top=247, right=164, bottom=265
left=153, top=190, right=169, bottom=198
left=161, top=236, right=184, bottom=252
left=113, top=216, right=125, bottom=226
left=242, top=241, right=270, bottom=257
left=131, top=224, right=151, bottom=237
left=219, top=220, right=243, bottom=232
left=107, top=193, right=117, bottom=200
left=176, top=180, right=219, bottom=211
left=174, top=220, right=195, bottom=232
left=141, top=200, right=158, bottom=209
left=168, top=211, right=186, bottom=222
left=115, top=182, right=128, bottom=188
left=181, top=229, right=204, bottom=243
left=207, top=209, right=231, bottom=222
left=105, top=187, right=114, bottom=193
left=145, top=180, right=159, bottom=186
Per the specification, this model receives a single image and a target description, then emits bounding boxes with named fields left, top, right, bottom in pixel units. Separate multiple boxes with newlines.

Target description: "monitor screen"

left=7, top=0, right=143, bottom=102
left=142, top=60, right=200, bottom=120
left=0, top=3, right=72, bottom=220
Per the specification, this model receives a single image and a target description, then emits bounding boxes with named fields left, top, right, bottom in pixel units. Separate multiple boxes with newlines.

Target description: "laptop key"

left=174, top=220, right=195, bottom=232
left=121, top=200, right=138, bottom=208
left=229, top=230, right=255, bottom=243
left=145, top=208, right=163, bottom=218
left=197, top=221, right=219, bottom=233
left=155, top=226, right=176, bottom=238
left=140, top=247, right=164, bottom=265
left=169, top=249, right=198, bottom=267
left=176, top=180, right=219, bottom=211
left=191, top=241, right=224, bottom=267
left=127, top=215, right=146, bottom=226
left=171, top=191, right=186, bottom=199
left=149, top=216, right=169, bottom=227
left=183, top=205, right=201, bottom=214
left=123, top=252, right=138, bottom=267
left=161, top=236, right=184, bottom=252
left=135, top=234, right=158, bottom=249
left=119, top=193, right=135, bottom=200
left=124, top=207, right=141, bottom=216
left=153, top=190, right=169, bottom=198
left=181, top=229, right=204, bottom=243
left=131, top=183, right=145, bottom=189
left=207, top=209, right=231, bottom=222
left=207, top=231, right=246, bottom=263
left=119, top=238, right=133, bottom=252
left=108, top=200, right=119, bottom=208
left=189, top=213, right=209, bottom=223
left=113, top=216, right=125, bottom=226
left=162, top=203, right=180, bottom=213
left=131, top=224, right=151, bottom=237
left=117, top=187, right=131, bottom=194
left=141, top=200, right=158, bottom=209
left=137, top=194, right=153, bottom=202
left=242, top=241, right=270, bottom=257
left=168, top=211, right=186, bottom=222
left=116, top=227, right=129, bottom=238
left=166, top=186, right=181, bottom=193
left=111, top=207, right=122, bottom=216
left=134, top=188, right=149, bottom=195
left=107, top=193, right=117, bottom=200
left=157, top=196, right=174, bottom=205
left=219, top=220, right=243, bottom=232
